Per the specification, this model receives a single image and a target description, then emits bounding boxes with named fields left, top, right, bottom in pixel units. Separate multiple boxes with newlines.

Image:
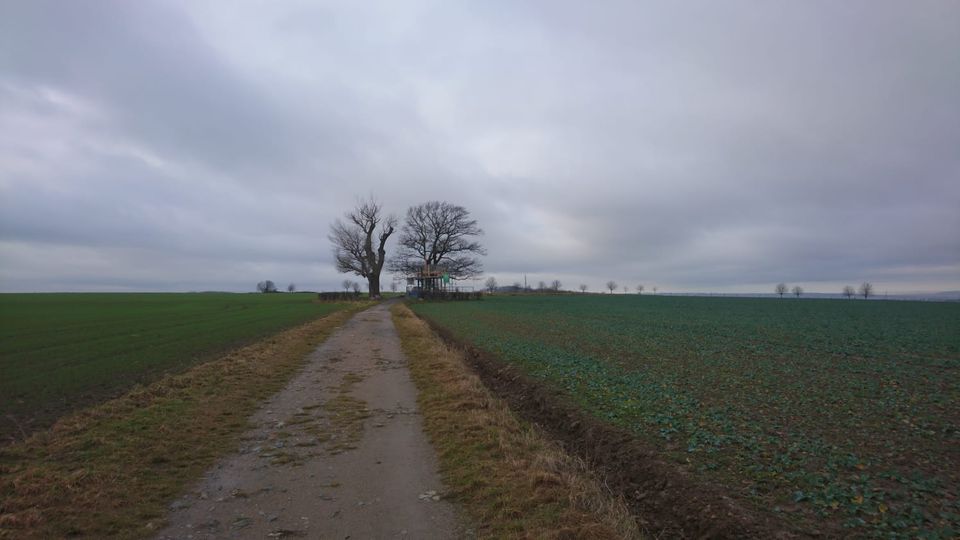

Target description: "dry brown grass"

left=0, top=304, right=368, bottom=539
left=391, top=303, right=643, bottom=540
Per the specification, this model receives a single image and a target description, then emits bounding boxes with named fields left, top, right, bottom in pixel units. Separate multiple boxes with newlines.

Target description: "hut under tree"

left=403, top=263, right=481, bottom=300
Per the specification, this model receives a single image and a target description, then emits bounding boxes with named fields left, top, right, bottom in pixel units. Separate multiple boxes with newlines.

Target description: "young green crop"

left=0, top=292, right=348, bottom=439
left=412, top=295, right=960, bottom=538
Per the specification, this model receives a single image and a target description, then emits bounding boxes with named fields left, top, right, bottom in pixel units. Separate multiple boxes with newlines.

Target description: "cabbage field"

left=412, top=295, right=960, bottom=538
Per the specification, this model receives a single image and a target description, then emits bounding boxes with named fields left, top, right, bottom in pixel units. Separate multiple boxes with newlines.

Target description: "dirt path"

left=156, top=302, right=465, bottom=539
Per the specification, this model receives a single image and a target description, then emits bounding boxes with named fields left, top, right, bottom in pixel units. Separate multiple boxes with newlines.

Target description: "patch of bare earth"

left=156, top=301, right=464, bottom=539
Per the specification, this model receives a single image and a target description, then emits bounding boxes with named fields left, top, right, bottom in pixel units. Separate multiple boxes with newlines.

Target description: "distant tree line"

left=255, top=281, right=299, bottom=293
left=482, top=280, right=659, bottom=295
left=479, top=279, right=880, bottom=299
left=775, top=282, right=875, bottom=299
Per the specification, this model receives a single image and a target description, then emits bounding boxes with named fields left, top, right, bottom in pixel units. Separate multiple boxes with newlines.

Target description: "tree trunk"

left=368, top=277, right=381, bottom=298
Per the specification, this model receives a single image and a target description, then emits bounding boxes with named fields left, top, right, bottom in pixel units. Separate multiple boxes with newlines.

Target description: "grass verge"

left=391, top=303, right=642, bottom=539
left=0, top=303, right=369, bottom=539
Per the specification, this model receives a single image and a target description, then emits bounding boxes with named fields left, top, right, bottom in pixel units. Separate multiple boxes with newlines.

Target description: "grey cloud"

left=0, top=0, right=957, bottom=293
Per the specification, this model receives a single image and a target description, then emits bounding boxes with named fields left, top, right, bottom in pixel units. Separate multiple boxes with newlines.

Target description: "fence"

left=316, top=291, right=364, bottom=302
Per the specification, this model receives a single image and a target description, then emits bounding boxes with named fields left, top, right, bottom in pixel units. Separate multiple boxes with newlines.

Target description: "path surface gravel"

left=156, top=301, right=464, bottom=539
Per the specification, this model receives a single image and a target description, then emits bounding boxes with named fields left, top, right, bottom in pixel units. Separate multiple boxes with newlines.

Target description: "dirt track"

left=157, top=302, right=464, bottom=539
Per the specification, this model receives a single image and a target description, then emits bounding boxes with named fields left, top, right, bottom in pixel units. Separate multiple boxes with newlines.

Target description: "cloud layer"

left=2, top=0, right=958, bottom=293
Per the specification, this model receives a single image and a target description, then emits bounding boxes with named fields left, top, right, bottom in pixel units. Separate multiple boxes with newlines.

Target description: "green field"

left=0, top=293, right=348, bottom=438
left=412, top=295, right=960, bottom=537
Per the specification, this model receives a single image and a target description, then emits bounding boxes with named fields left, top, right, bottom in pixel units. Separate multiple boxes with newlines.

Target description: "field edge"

left=391, top=303, right=642, bottom=539
left=0, top=303, right=369, bottom=539
left=410, top=305, right=803, bottom=539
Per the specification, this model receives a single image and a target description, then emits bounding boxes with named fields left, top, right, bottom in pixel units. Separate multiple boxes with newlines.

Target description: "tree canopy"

left=390, top=201, right=485, bottom=279
left=328, top=198, right=395, bottom=298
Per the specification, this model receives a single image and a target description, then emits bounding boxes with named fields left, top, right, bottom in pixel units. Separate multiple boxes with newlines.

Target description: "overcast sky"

left=1, top=1, right=958, bottom=294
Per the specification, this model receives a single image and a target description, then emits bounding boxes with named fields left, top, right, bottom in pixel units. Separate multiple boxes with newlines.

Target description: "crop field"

left=0, top=293, right=348, bottom=440
left=411, top=295, right=960, bottom=538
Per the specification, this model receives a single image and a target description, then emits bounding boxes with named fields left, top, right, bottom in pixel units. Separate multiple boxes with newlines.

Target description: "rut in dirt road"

left=157, top=301, right=465, bottom=539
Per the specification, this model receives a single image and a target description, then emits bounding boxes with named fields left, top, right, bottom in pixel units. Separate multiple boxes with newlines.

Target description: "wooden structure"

left=405, top=264, right=481, bottom=300
left=406, top=264, right=447, bottom=295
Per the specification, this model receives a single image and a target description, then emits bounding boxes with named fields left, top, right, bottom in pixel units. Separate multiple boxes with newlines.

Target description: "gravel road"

left=156, top=301, right=464, bottom=539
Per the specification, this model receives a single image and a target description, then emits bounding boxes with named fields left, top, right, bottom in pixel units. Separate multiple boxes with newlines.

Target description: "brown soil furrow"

left=419, top=315, right=805, bottom=540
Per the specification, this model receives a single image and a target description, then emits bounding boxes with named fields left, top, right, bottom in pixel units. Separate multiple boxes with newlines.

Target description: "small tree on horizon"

left=859, top=281, right=874, bottom=299
left=775, top=283, right=788, bottom=298
left=257, top=280, right=277, bottom=293
left=843, top=285, right=855, bottom=299
left=606, top=280, right=618, bottom=294
left=351, top=281, right=362, bottom=294
left=579, top=284, right=588, bottom=293
left=551, top=279, right=562, bottom=292
left=287, top=283, right=296, bottom=293
left=792, top=285, right=803, bottom=298
left=485, top=277, right=498, bottom=293
left=636, top=284, right=644, bottom=295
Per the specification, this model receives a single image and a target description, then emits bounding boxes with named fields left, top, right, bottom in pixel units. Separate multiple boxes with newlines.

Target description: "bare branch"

left=328, top=197, right=396, bottom=297
left=390, top=201, right=486, bottom=279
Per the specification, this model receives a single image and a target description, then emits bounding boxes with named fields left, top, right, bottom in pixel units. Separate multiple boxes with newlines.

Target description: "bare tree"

left=859, top=281, right=874, bottom=299
left=390, top=201, right=486, bottom=283
left=342, top=279, right=353, bottom=292
left=652, top=286, right=658, bottom=295
left=775, top=283, right=788, bottom=298
left=329, top=197, right=396, bottom=299
left=551, top=279, right=562, bottom=292
left=351, top=281, right=362, bottom=294
left=636, top=284, right=644, bottom=295
left=287, top=283, right=296, bottom=293
left=257, top=280, right=277, bottom=293
left=579, top=284, right=588, bottom=293
left=843, top=285, right=855, bottom=299
left=606, top=280, right=618, bottom=294
left=389, top=281, right=398, bottom=293
left=485, top=277, right=498, bottom=293
left=792, top=285, right=803, bottom=298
